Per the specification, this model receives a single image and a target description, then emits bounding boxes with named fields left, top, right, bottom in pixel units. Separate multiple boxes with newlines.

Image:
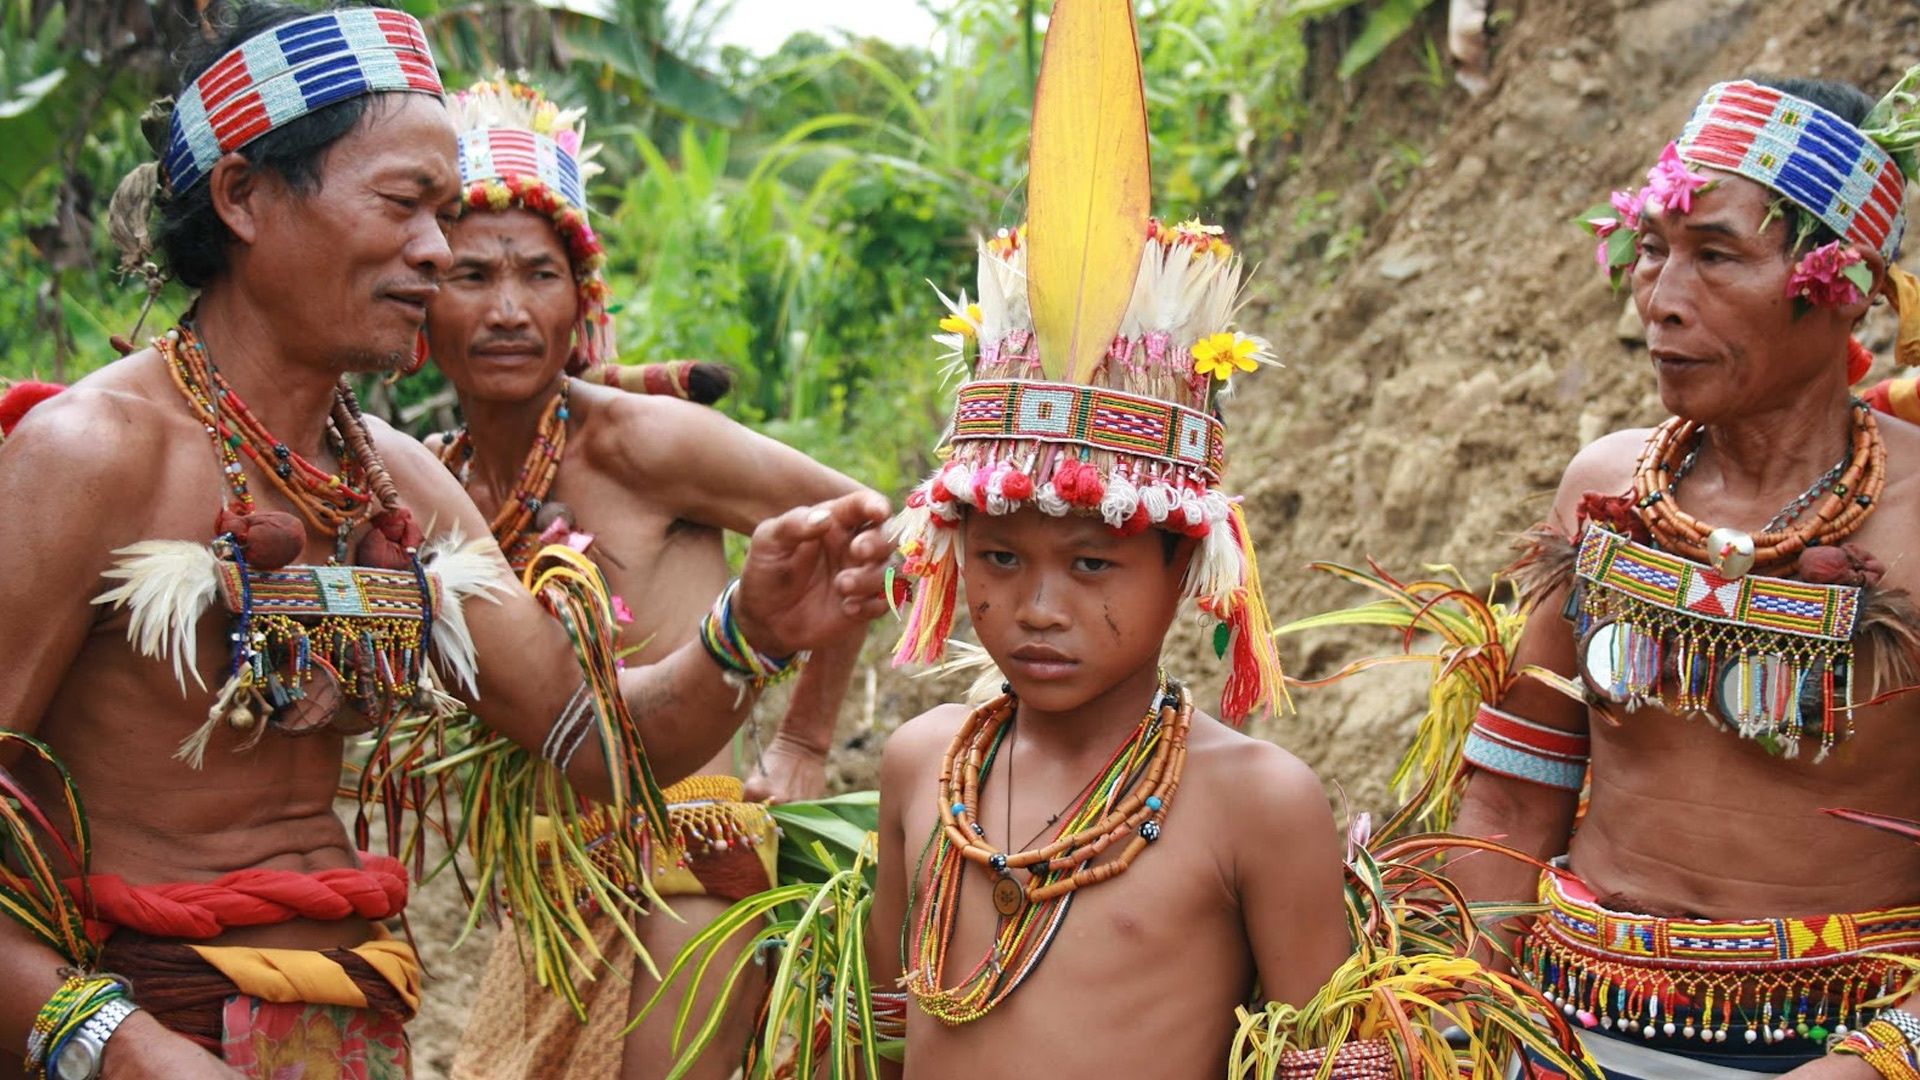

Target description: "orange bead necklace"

left=439, top=379, right=571, bottom=571
left=1631, top=399, right=1884, bottom=577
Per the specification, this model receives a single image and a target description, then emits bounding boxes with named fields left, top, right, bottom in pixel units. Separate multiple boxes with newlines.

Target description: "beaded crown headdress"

left=449, top=78, right=612, bottom=372
left=890, top=0, right=1285, bottom=722
left=1584, top=69, right=1920, bottom=382
left=162, top=8, right=444, bottom=194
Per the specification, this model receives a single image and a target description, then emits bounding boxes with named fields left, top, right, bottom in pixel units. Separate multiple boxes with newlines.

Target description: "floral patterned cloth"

left=220, top=996, right=410, bottom=1079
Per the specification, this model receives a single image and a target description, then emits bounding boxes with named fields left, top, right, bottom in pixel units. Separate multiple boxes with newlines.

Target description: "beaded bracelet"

left=26, top=972, right=132, bottom=1076
left=868, top=990, right=908, bottom=1042
left=1277, top=1039, right=1396, bottom=1079
left=1832, top=1018, right=1920, bottom=1080
left=698, top=579, right=805, bottom=692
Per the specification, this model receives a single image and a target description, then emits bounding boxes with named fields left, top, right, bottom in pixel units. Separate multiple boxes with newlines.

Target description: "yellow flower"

left=939, top=303, right=983, bottom=339
left=1191, top=332, right=1259, bottom=381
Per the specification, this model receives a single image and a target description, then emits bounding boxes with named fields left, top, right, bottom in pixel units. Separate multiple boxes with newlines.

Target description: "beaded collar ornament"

left=161, top=9, right=443, bottom=193
left=889, top=1, right=1285, bottom=723
left=448, top=78, right=612, bottom=372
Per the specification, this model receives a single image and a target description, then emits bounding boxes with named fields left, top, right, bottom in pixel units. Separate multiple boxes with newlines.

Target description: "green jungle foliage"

left=0, top=0, right=1420, bottom=489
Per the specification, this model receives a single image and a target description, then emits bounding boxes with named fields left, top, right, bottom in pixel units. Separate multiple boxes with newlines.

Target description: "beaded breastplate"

left=96, top=534, right=500, bottom=766
left=211, top=554, right=441, bottom=735
left=1570, top=526, right=1863, bottom=760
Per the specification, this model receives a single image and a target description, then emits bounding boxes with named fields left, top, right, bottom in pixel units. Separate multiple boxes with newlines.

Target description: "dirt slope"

left=1218, top=0, right=1920, bottom=810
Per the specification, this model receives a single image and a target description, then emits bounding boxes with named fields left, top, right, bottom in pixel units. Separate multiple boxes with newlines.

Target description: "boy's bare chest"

left=898, top=800, right=1254, bottom=1080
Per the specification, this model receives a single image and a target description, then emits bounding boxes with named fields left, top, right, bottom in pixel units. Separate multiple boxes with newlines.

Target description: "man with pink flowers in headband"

left=1445, top=72, right=1920, bottom=1079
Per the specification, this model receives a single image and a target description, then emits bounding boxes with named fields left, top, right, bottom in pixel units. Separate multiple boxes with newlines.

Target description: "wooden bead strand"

left=909, top=678, right=1191, bottom=1025
left=1631, top=400, right=1884, bottom=576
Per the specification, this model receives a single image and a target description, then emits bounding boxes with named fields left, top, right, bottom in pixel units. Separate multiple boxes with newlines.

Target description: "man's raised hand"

left=734, top=491, right=893, bottom=658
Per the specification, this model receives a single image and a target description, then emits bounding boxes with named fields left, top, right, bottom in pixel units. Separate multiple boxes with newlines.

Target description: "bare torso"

left=11, top=350, right=386, bottom=952
left=446, top=381, right=742, bottom=777
left=881, top=704, right=1301, bottom=1080
left=1563, top=419, right=1920, bottom=918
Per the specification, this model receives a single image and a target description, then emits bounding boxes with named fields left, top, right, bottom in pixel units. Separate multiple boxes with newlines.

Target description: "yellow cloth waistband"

left=187, top=925, right=421, bottom=1013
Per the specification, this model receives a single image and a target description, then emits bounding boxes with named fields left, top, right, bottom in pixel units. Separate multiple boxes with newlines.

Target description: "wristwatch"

left=49, top=999, right=138, bottom=1080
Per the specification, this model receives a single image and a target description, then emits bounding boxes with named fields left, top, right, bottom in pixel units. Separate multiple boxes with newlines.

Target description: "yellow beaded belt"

left=532, top=775, right=778, bottom=908
left=1519, top=868, right=1920, bottom=1049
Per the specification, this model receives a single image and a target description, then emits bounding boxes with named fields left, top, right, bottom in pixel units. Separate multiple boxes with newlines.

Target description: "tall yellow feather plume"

left=1026, top=0, right=1151, bottom=384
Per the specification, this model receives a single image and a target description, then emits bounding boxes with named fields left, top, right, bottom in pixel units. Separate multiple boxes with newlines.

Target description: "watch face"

left=53, top=1040, right=100, bottom=1080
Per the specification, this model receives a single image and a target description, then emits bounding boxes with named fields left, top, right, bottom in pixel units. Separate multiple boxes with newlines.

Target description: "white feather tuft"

left=974, top=238, right=1029, bottom=343
left=423, top=530, right=513, bottom=697
left=94, top=540, right=221, bottom=694
left=1185, top=492, right=1240, bottom=602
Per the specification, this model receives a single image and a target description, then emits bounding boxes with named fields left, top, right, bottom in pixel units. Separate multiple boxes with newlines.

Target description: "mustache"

left=375, top=276, right=439, bottom=300
left=470, top=334, right=545, bottom=352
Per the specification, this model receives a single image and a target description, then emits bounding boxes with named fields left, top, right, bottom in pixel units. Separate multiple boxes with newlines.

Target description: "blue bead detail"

left=951, top=803, right=967, bottom=816
left=557, top=408, right=570, bottom=420
left=1144, top=795, right=1163, bottom=812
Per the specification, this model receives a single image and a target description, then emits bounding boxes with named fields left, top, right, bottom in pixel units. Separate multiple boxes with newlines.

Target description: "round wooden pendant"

left=992, top=874, right=1027, bottom=918
left=268, top=667, right=356, bottom=735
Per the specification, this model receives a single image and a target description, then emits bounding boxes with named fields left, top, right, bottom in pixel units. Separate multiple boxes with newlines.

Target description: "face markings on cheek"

left=973, top=600, right=991, bottom=620
left=1104, top=605, right=1121, bottom=641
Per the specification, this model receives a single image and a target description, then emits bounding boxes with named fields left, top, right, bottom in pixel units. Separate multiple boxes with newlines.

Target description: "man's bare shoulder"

left=579, top=384, right=734, bottom=476
left=1560, top=427, right=1652, bottom=499
left=362, top=413, right=479, bottom=525
left=1, top=351, right=181, bottom=483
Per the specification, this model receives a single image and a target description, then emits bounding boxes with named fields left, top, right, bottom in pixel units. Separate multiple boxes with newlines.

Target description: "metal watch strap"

left=51, top=998, right=138, bottom=1080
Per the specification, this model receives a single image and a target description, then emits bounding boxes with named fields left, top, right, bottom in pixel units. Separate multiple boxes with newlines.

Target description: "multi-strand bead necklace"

left=1631, top=399, right=1884, bottom=578
left=905, top=677, right=1190, bottom=1025
left=438, top=379, right=571, bottom=572
left=163, top=322, right=376, bottom=554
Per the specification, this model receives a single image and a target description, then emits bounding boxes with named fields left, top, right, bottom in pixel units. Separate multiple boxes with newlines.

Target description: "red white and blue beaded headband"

left=162, top=9, right=444, bottom=193
left=1679, top=80, right=1906, bottom=262
left=457, top=128, right=588, bottom=216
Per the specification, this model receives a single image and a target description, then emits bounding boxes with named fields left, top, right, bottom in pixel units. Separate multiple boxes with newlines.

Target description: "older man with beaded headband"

left=415, top=77, right=871, bottom=1080
left=0, top=4, right=894, bottom=1078
left=1432, top=70, right=1920, bottom=1080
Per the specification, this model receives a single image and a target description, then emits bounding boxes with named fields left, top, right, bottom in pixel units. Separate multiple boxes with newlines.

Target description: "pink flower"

left=611, top=595, right=635, bottom=625
left=1787, top=240, right=1867, bottom=306
left=1610, top=187, right=1645, bottom=225
left=555, top=129, right=582, bottom=158
left=1642, top=142, right=1709, bottom=215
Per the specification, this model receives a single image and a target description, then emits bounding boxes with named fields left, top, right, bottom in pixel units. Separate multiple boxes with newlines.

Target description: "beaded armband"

left=540, top=683, right=596, bottom=772
left=1461, top=703, right=1590, bottom=791
left=698, top=579, right=806, bottom=692
left=1833, top=1016, right=1920, bottom=1080
left=1276, top=1039, right=1395, bottom=1079
left=26, top=972, right=134, bottom=1077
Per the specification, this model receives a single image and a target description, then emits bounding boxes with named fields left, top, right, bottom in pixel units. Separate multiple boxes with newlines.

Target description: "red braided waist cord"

left=68, top=853, right=409, bottom=942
